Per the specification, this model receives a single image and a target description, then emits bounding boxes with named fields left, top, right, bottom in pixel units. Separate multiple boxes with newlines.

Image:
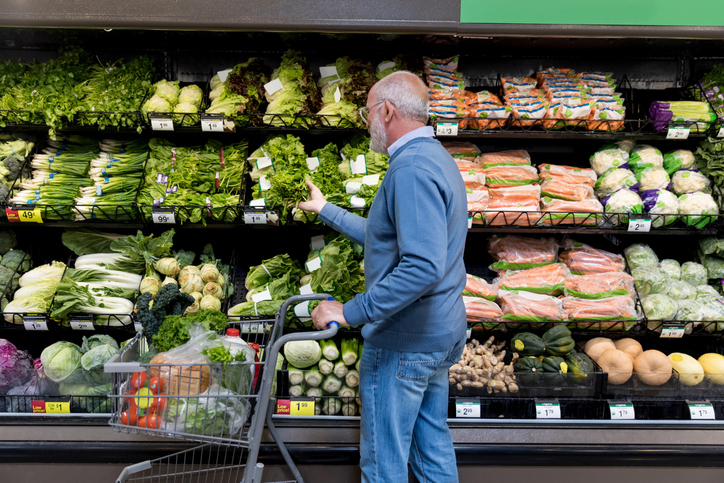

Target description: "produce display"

left=141, top=80, right=205, bottom=126
left=263, top=50, right=321, bottom=127
left=649, top=101, right=716, bottom=133
left=206, top=58, right=268, bottom=125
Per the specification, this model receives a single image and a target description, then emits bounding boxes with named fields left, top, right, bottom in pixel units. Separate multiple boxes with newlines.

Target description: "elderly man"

left=298, top=71, right=467, bottom=483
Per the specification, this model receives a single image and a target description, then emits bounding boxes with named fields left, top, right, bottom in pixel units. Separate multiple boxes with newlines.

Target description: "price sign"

left=609, top=400, right=635, bottom=420
left=23, top=316, right=48, bottom=331
left=718, top=127, right=724, bottom=138
left=134, top=322, right=142, bottom=332
left=535, top=400, right=561, bottom=419
left=264, top=78, right=284, bottom=96
left=436, top=122, right=459, bottom=136
left=666, top=126, right=690, bottom=140
left=6, top=207, right=43, bottom=223
left=661, top=324, right=686, bottom=338
left=628, top=214, right=651, bottom=232
left=201, top=114, right=224, bottom=133
left=468, top=216, right=473, bottom=229
left=45, top=401, right=71, bottom=414
left=290, top=398, right=315, bottom=416
left=150, top=115, right=174, bottom=131
left=306, top=157, right=320, bottom=171
left=299, top=283, right=314, bottom=295
left=152, top=207, right=176, bottom=224
left=243, top=208, right=267, bottom=225
left=455, top=399, right=481, bottom=418
left=70, top=315, right=94, bottom=331
left=688, top=401, right=715, bottom=420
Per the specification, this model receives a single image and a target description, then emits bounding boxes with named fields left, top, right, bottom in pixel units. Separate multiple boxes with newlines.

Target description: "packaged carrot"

left=463, top=274, right=497, bottom=301
left=488, top=235, right=559, bottom=271
left=495, top=263, right=571, bottom=295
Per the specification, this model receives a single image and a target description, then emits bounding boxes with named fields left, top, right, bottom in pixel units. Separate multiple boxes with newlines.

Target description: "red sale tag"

left=32, top=400, right=46, bottom=413
left=276, top=399, right=291, bottom=415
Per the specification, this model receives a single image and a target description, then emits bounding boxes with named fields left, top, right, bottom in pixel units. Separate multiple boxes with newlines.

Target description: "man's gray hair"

left=374, top=71, right=429, bottom=124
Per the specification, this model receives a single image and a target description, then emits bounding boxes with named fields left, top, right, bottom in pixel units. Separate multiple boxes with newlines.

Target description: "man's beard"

left=369, top=114, right=389, bottom=155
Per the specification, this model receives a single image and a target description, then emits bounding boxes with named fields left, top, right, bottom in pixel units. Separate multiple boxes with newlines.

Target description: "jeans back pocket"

left=397, top=352, right=447, bottom=381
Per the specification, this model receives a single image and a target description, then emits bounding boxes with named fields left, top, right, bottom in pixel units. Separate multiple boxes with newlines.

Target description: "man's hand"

left=297, top=180, right=327, bottom=215
left=311, top=300, right=349, bottom=330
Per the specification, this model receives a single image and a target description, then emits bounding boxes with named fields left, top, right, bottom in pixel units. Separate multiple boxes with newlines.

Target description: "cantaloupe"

left=633, top=350, right=672, bottom=386
left=669, top=352, right=704, bottom=386
left=698, top=353, right=724, bottom=385
left=615, top=338, right=643, bottom=362
left=584, top=337, right=616, bottom=362
left=597, top=349, right=633, bottom=385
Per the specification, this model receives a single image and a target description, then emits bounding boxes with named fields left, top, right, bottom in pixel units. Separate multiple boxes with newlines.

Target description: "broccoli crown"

left=0, top=264, right=18, bottom=291
left=0, top=249, right=29, bottom=272
left=2, top=156, right=21, bottom=181
left=0, top=230, right=17, bottom=256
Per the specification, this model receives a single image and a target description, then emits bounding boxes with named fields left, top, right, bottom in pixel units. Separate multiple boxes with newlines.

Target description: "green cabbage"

left=658, top=259, right=681, bottom=280
left=284, top=340, right=321, bottom=368
left=81, top=334, right=119, bottom=352
left=632, top=267, right=670, bottom=296
left=141, top=95, right=172, bottom=117
left=153, top=80, right=180, bottom=104
left=80, top=344, right=118, bottom=384
left=41, top=342, right=86, bottom=385
left=697, top=285, right=720, bottom=299
left=178, top=85, right=204, bottom=108
left=624, top=243, right=659, bottom=271
left=173, top=102, right=199, bottom=126
left=667, top=280, right=697, bottom=301
left=681, top=262, right=708, bottom=286
left=642, top=294, right=677, bottom=321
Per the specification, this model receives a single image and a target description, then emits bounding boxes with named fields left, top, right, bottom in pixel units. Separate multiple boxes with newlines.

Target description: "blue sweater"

left=318, top=136, right=468, bottom=352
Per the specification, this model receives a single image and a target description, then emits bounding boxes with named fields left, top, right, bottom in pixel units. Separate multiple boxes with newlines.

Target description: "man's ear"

left=382, top=100, right=394, bottom=123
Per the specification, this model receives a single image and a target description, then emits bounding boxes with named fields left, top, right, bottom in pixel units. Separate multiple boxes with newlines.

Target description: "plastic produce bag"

left=642, top=294, right=678, bottom=321
left=540, top=198, right=603, bottom=226
left=487, top=235, right=558, bottom=271
left=676, top=299, right=707, bottom=321
left=667, top=280, right=697, bottom=301
left=699, top=254, right=724, bottom=279
left=699, top=237, right=724, bottom=258
left=488, top=184, right=541, bottom=203
left=663, top=149, right=696, bottom=176
left=678, top=192, right=719, bottom=229
left=697, top=285, right=720, bottom=299
left=594, top=168, right=639, bottom=198
left=671, top=170, right=711, bottom=195
left=636, top=167, right=670, bottom=192
left=498, top=289, right=565, bottom=322
left=495, top=263, right=570, bottom=295
left=149, top=327, right=218, bottom=396
left=628, top=144, right=664, bottom=172
left=564, top=272, right=634, bottom=299
left=589, top=146, right=629, bottom=175
left=463, top=274, right=497, bottom=301
left=681, top=262, right=708, bottom=286
left=538, top=164, right=597, bottom=187
left=601, top=189, right=644, bottom=225
left=562, top=295, right=637, bottom=321
left=624, top=243, right=659, bottom=270
left=484, top=165, right=539, bottom=188
left=559, top=244, right=625, bottom=275
left=463, top=296, right=503, bottom=321
left=540, top=179, right=595, bottom=202
left=163, top=383, right=250, bottom=438
left=658, top=259, right=681, bottom=280
left=477, top=150, right=531, bottom=168
left=632, top=267, right=671, bottom=296
left=641, top=189, right=679, bottom=228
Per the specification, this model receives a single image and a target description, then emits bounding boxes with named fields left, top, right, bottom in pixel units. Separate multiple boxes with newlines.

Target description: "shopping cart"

left=105, top=294, right=339, bottom=483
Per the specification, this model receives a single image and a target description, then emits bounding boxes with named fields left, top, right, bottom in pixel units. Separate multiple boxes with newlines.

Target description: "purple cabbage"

left=0, top=339, right=34, bottom=395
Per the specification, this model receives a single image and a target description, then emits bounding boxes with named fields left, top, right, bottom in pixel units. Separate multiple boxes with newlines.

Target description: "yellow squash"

left=698, top=353, right=724, bottom=385
left=669, top=352, right=704, bottom=386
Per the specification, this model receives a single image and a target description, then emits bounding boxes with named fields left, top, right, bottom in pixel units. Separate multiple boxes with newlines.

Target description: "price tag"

left=345, top=182, right=362, bottom=194
left=294, top=301, right=311, bottom=318
left=150, top=115, right=174, bottom=131
left=290, top=397, right=315, bottom=416
left=300, top=283, right=314, bottom=295
left=310, top=235, right=326, bottom=250
left=259, top=176, right=271, bottom=191
left=32, top=401, right=46, bottom=413
left=201, top=114, right=224, bottom=132
left=23, top=316, right=48, bottom=331
left=468, top=216, right=473, bottom=229
left=306, top=157, right=320, bottom=171
left=6, top=207, right=43, bottom=223
left=319, top=66, right=339, bottom=80
left=609, top=400, right=635, bottom=420
left=378, top=61, right=396, bottom=72
left=535, top=400, right=561, bottom=419
left=243, top=208, right=267, bottom=225
left=667, top=126, right=690, bottom=140
left=70, top=315, right=94, bottom=331
left=688, top=401, right=715, bottom=420
left=256, top=157, right=273, bottom=170
left=350, top=195, right=366, bottom=209
left=455, top=399, right=481, bottom=418
left=134, top=322, right=142, bottom=332
left=436, top=122, right=459, bottom=136
left=45, top=401, right=71, bottom=414
left=350, top=155, right=367, bottom=175
left=627, top=215, right=651, bottom=232
left=151, top=207, right=175, bottom=224
left=334, top=86, right=341, bottom=103
left=251, top=288, right=272, bottom=303
left=661, top=324, right=685, bottom=338
left=264, top=78, right=284, bottom=96
left=217, top=69, right=232, bottom=83
left=466, top=327, right=472, bottom=339
left=249, top=198, right=266, bottom=207
left=305, top=256, right=323, bottom=273
left=717, top=127, right=724, bottom=138
left=362, top=174, right=380, bottom=186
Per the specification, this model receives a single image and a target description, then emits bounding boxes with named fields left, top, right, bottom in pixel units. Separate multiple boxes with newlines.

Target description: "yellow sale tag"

left=19, top=208, right=43, bottom=223
left=45, top=401, right=70, bottom=413
left=290, top=398, right=315, bottom=416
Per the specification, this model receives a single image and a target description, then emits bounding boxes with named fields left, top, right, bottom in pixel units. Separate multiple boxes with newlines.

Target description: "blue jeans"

left=358, top=337, right=465, bottom=483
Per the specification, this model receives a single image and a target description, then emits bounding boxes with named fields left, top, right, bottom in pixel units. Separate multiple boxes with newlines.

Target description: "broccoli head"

left=0, top=230, right=17, bottom=255
left=1, top=249, right=31, bottom=272
left=2, top=156, right=21, bottom=181
left=0, top=265, right=20, bottom=292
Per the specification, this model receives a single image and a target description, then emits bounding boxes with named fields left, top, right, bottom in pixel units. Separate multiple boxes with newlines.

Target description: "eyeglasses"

left=358, top=100, right=386, bottom=124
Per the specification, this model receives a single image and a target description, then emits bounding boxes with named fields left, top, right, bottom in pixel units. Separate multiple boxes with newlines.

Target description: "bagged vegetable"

left=484, top=165, right=539, bottom=188
left=636, top=167, right=670, bottom=192
left=666, top=280, right=697, bottom=301
left=589, top=146, right=629, bottom=175
left=498, top=289, right=565, bottom=322
left=559, top=243, right=625, bottom=275
left=488, top=184, right=540, bottom=203
left=696, top=285, right=719, bottom=299
left=484, top=201, right=539, bottom=226
left=642, top=294, right=678, bottom=321
left=495, top=263, right=570, bottom=295
left=477, top=150, right=531, bottom=168
left=628, top=145, right=664, bottom=172
left=640, top=189, right=679, bottom=228
left=632, top=267, right=671, bottom=296
left=663, top=149, right=696, bottom=176
left=658, top=259, right=681, bottom=280
left=678, top=192, right=719, bottom=228
left=676, top=299, right=707, bottom=322
left=562, top=295, right=637, bottom=321
left=671, top=170, right=711, bottom=194
left=601, top=189, right=644, bottom=225
left=594, top=168, right=638, bottom=198
left=624, top=243, right=659, bottom=270
left=463, top=274, right=497, bottom=301
left=681, top=261, right=708, bottom=286
left=563, top=272, right=635, bottom=299
left=149, top=328, right=217, bottom=396
left=538, top=164, right=597, bottom=187
left=540, top=198, right=603, bottom=226
left=540, top=179, right=594, bottom=202
left=164, top=383, right=250, bottom=438
left=463, top=296, right=503, bottom=321
left=488, top=235, right=558, bottom=271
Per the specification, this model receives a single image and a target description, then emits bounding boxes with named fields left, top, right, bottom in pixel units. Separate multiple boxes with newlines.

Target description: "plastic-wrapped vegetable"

left=559, top=245, right=625, bottom=275
left=699, top=296, right=724, bottom=331
left=463, top=274, right=497, bottom=301
left=681, top=262, right=708, bottom=287
left=487, top=235, right=559, bottom=271
left=671, top=170, right=711, bottom=195
left=678, top=192, right=719, bottom=229
left=594, top=168, right=638, bottom=198
left=696, top=285, right=720, bottom=299
left=624, top=243, right=659, bottom=271
left=463, top=297, right=503, bottom=322
left=632, top=267, right=671, bottom=296
left=495, top=263, right=570, bottom=295
left=641, top=189, right=679, bottom=228
left=700, top=254, right=724, bottom=279
left=658, top=259, right=681, bottom=280
left=628, top=145, right=664, bottom=172
left=498, top=290, right=565, bottom=322
left=589, top=146, right=629, bottom=175
left=562, top=295, right=637, bottom=321
left=642, top=294, right=677, bottom=321
left=636, top=167, right=670, bottom=192
left=563, top=272, right=635, bottom=299
left=667, top=280, right=697, bottom=301
left=663, top=149, right=696, bottom=176
left=676, top=299, right=706, bottom=321
left=601, top=189, right=643, bottom=225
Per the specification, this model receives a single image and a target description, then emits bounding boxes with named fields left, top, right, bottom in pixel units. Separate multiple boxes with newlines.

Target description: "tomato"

left=149, top=397, right=167, bottom=415
left=138, top=415, right=161, bottom=429
left=148, top=376, right=163, bottom=394
left=125, top=389, right=138, bottom=410
left=131, top=372, right=149, bottom=390
left=120, top=409, right=139, bottom=426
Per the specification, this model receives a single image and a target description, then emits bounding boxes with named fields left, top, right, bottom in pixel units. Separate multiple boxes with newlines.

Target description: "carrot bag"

left=488, top=235, right=559, bottom=271
left=562, top=295, right=638, bottom=324
left=463, top=296, right=503, bottom=321
left=467, top=188, right=490, bottom=225
left=477, top=150, right=531, bottom=168
left=484, top=202, right=540, bottom=226
left=539, top=197, right=604, bottom=226
left=495, top=263, right=571, bottom=295
left=463, top=274, right=497, bottom=301
left=563, top=272, right=635, bottom=299
left=538, top=164, right=597, bottom=187
left=484, top=165, right=539, bottom=188
left=459, top=167, right=486, bottom=190
left=498, top=289, right=565, bottom=323
left=559, top=238, right=626, bottom=275
left=540, top=179, right=595, bottom=202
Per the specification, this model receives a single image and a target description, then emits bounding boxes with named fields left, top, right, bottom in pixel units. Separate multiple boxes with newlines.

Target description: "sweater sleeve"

left=317, top=202, right=367, bottom=247
left=343, top=163, right=448, bottom=327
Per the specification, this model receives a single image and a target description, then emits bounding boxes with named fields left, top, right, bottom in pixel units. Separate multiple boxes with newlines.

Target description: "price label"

left=45, top=401, right=71, bottom=414
left=468, top=216, right=473, bottom=229
left=609, top=401, right=635, bottom=420
left=305, top=256, right=323, bottom=273
left=717, top=127, right=724, bottom=138
left=455, top=399, right=481, bottom=418
left=334, top=86, right=341, bottom=103
left=23, top=316, right=48, bottom=331
left=217, top=69, right=232, bottom=83
left=150, top=115, right=174, bottom=131
left=688, top=401, right=715, bottom=420
left=251, top=288, right=272, bottom=303
left=627, top=215, right=651, bottom=232
left=535, top=400, right=561, bottom=419
left=256, top=157, right=273, bottom=170
left=311, top=235, right=326, bottom=250
left=299, top=283, right=314, bottom=295
left=466, top=327, right=472, bottom=339
left=264, top=78, right=284, bottom=96
left=436, top=122, right=459, bottom=136
left=306, top=157, right=320, bottom=171
left=70, top=315, right=94, bottom=331
left=661, top=324, right=685, bottom=338
left=152, top=207, right=176, bottom=224
left=243, top=209, right=267, bottom=225
left=667, top=126, right=690, bottom=140
left=201, top=114, right=224, bottom=132
left=134, top=322, right=142, bottom=332
left=6, top=207, right=43, bottom=223
left=290, top=397, right=315, bottom=416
